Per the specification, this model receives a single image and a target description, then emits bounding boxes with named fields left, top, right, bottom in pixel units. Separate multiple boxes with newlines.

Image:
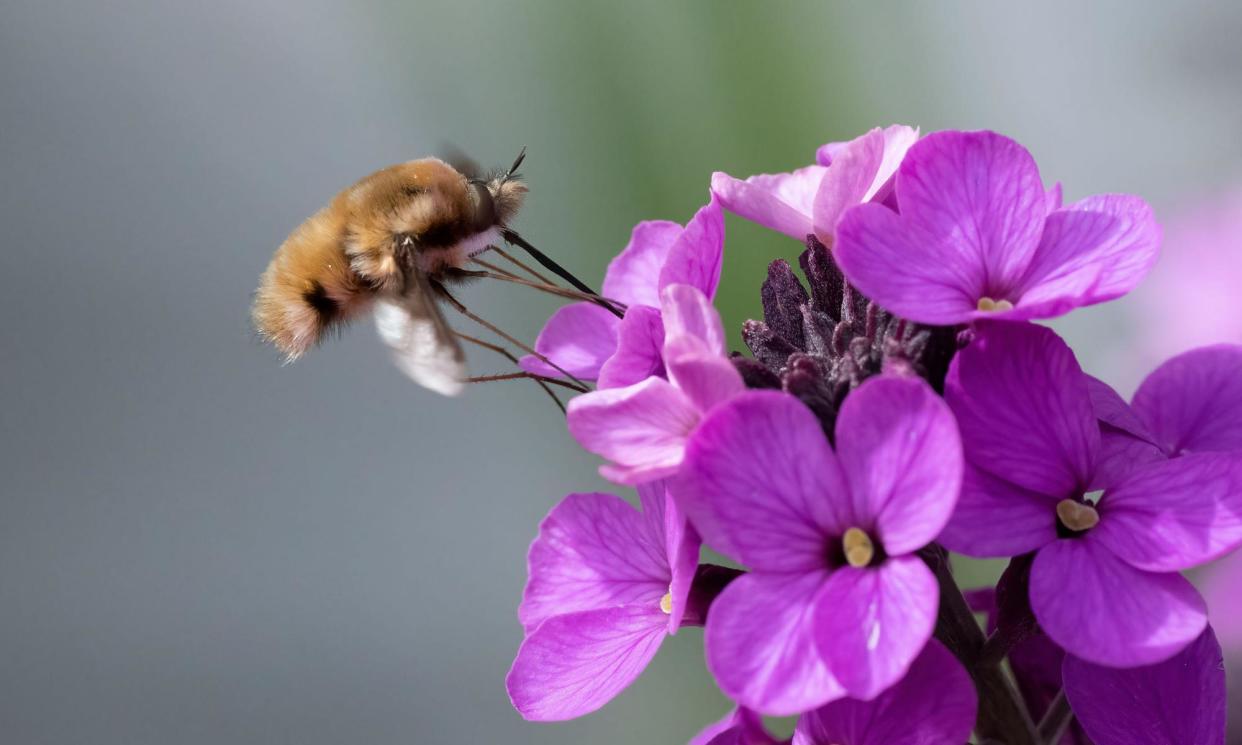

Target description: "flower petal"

left=506, top=605, right=667, bottom=721
left=939, top=463, right=1058, bottom=557
left=1014, top=195, right=1161, bottom=319
left=519, top=302, right=619, bottom=378
left=792, top=639, right=975, bottom=745
left=660, top=283, right=728, bottom=357
left=1094, top=453, right=1242, bottom=572
left=638, top=482, right=701, bottom=634
left=1063, top=627, right=1225, bottom=745
left=1131, top=344, right=1242, bottom=455
left=1031, top=538, right=1207, bottom=667
left=690, top=708, right=782, bottom=745
left=675, top=391, right=850, bottom=572
left=833, top=201, right=980, bottom=325
left=519, top=492, right=670, bottom=633
left=711, top=166, right=827, bottom=242
left=597, top=305, right=666, bottom=390
left=811, top=557, right=938, bottom=699
left=834, top=376, right=963, bottom=555
left=946, top=321, right=1098, bottom=498
left=811, top=127, right=885, bottom=234
left=659, top=196, right=725, bottom=299
left=704, top=571, right=844, bottom=716
left=897, top=130, right=1048, bottom=292
left=603, top=220, right=683, bottom=307
left=1086, top=374, right=1167, bottom=490
left=664, top=339, right=745, bottom=414
left=567, top=377, right=700, bottom=485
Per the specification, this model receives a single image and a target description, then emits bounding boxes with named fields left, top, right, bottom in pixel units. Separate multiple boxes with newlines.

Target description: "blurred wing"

left=373, top=270, right=466, bottom=396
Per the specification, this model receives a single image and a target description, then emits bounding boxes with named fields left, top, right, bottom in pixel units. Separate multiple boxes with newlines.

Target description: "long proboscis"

left=500, top=228, right=624, bottom=318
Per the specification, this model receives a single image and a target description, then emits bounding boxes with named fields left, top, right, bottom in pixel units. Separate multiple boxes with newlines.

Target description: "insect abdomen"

left=252, top=206, right=371, bottom=359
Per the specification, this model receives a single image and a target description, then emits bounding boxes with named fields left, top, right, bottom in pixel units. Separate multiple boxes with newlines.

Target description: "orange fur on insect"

left=252, top=158, right=527, bottom=360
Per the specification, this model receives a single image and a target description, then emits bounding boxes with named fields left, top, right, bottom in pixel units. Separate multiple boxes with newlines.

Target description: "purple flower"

left=791, top=640, right=976, bottom=745
left=567, top=284, right=744, bottom=484
left=690, top=708, right=786, bottom=745
left=673, top=376, right=962, bottom=714
left=712, top=125, right=918, bottom=245
left=834, top=130, right=1161, bottom=325
left=505, top=482, right=700, bottom=721
left=940, top=321, right=1242, bottom=667
left=1090, top=345, right=1242, bottom=488
left=520, top=196, right=724, bottom=387
left=1063, top=626, right=1226, bottom=745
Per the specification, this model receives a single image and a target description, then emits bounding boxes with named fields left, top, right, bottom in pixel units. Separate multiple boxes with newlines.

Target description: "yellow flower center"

left=843, top=527, right=875, bottom=568
left=1056, top=499, right=1100, bottom=532
left=977, top=296, right=1015, bottom=312
left=659, top=592, right=673, bottom=615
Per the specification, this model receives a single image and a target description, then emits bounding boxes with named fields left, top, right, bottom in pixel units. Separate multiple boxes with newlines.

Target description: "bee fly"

left=252, top=149, right=620, bottom=402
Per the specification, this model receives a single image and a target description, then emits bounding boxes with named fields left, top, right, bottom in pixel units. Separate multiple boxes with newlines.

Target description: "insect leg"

left=455, top=331, right=569, bottom=413
left=431, top=279, right=591, bottom=391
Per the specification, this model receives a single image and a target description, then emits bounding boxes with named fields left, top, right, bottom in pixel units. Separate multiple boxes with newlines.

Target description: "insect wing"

left=373, top=269, right=466, bottom=396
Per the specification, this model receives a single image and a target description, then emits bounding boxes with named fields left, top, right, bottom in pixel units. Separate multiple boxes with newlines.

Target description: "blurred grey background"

left=2, top=1, right=1241, bottom=743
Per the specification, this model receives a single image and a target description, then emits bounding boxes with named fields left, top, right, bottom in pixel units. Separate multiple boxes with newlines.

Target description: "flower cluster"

left=506, top=127, right=1242, bottom=743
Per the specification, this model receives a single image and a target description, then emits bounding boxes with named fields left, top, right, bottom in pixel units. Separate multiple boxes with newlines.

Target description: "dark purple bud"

left=798, top=235, right=846, bottom=318
left=731, top=353, right=781, bottom=389
left=742, top=319, right=798, bottom=370
left=761, top=259, right=809, bottom=349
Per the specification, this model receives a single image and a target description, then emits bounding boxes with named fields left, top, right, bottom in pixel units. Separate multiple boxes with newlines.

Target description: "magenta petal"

left=519, top=492, right=670, bottom=633
left=811, top=128, right=884, bottom=234
left=1046, top=182, right=1064, bottom=211
left=834, top=376, right=962, bottom=555
left=638, top=482, right=701, bottom=634
left=711, top=166, right=827, bottom=242
left=567, top=377, right=700, bottom=485
left=939, top=463, right=1058, bottom=557
left=1015, top=194, right=1161, bottom=319
left=704, top=571, right=845, bottom=716
left=833, top=201, right=980, bottom=325
left=519, top=302, right=619, bottom=378
left=506, top=605, right=667, bottom=721
left=1131, top=344, right=1242, bottom=454
left=811, top=557, right=938, bottom=700
left=1064, top=627, right=1225, bottom=745
left=1086, top=375, right=1167, bottom=489
left=1031, top=538, right=1207, bottom=667
left=603, top=220, right=683, bottom=307
left=597, top=305, right=666, bottom=390
left=946, top=321, right=1098, bottom=498
left=664, top=340, right=745, bottom=414
left=660, top=283, right=728, bottom=356
left=691, top=708, right=782, bottom=745
left=898, top=130, right=1047, bottom=288
left=793, top=639, right=976, bottom=745
left=675, top=391, right=849, bottom=572
left=1094, top=453, right=1242, bottom=572
left=659, top=196, right=725, bottom=299
left=1087, top=375, right=1150, bottom=438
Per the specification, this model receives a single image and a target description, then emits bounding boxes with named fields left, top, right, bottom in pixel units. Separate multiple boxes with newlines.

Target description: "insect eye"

left=471, top=180, right=497, bottom=230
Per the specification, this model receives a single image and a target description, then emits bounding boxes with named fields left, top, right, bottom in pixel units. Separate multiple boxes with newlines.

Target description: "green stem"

left=921, top=545, right=1039, bottom=745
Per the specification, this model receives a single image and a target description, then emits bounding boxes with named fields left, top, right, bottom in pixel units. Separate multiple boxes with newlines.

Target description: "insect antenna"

left=463, top=262, right=629, bottom=308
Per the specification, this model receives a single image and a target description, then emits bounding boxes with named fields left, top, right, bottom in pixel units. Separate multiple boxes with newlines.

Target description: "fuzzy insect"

left=252, top=152, right=531, bottom=395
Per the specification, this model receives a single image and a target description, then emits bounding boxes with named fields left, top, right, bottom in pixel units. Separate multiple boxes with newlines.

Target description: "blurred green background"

left=3, top=1, right=1241, bottom=743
